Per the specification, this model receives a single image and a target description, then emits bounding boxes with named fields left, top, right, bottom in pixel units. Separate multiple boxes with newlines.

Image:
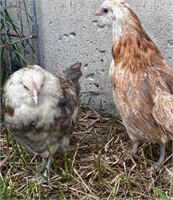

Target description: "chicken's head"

left=95, top=0, right=132, bottom=36
left=22, top=65, right=45, bottom=105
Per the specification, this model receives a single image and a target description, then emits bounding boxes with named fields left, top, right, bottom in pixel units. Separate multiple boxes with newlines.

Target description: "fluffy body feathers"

left=3, top=63, right=82, bottom=181
left=96, top=0, right=173, bottom=165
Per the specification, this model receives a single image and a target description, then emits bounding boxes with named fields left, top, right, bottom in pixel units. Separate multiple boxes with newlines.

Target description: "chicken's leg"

left=38, top=157, right=53, bottom=184
left=132, top=141, right=140, bottom=154
left=156, top=142, right=166, bottom=166
left=125, top=141, right=140, bottom=161
left=147, top=142, right=166, bottom=172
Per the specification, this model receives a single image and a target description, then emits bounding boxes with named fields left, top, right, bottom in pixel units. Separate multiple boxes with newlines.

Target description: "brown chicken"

left=96, top=0, right=173, bottom=165
left=3, top=63, right=82, bottom=182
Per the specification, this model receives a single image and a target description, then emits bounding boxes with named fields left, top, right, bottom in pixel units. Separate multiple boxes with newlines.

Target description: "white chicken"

left=3, top=63, right=82, bottom=183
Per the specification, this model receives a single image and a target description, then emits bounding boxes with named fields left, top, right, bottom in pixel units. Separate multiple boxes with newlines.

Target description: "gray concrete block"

left=36, top=0, right=173, bottom=114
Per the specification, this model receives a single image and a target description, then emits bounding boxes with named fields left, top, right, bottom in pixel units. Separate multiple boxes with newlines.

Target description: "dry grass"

left=1, top=104, right=173, bottom=199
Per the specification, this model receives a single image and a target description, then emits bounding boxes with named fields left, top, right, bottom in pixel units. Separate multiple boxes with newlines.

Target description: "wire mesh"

left=0, top=0, right=40, bottom=87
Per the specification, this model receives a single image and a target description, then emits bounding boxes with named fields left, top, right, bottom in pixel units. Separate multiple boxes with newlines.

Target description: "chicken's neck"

left=112, top=20, right=164, bottom=72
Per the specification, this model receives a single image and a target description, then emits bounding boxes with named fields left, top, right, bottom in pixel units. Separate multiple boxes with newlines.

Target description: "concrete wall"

left=36, top=0, right=173, bottom=114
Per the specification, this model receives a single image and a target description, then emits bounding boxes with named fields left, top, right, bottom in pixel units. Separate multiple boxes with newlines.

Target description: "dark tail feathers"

left=63, top=62, right=82, bottom=96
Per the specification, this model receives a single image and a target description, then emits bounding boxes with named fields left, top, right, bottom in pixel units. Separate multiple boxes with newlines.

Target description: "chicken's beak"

left=32, top=89, right=38, bottom=105
left=95, top=8, right=103, bottom=16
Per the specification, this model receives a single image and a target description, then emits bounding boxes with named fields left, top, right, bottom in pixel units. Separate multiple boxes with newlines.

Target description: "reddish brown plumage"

left=96, top=0, right=173, bottom=165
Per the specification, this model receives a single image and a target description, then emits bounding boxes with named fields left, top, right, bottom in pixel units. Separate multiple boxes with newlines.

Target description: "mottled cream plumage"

left=96, top=0, right=173, bottom=166
left=3, top=63, right=82, bottom=182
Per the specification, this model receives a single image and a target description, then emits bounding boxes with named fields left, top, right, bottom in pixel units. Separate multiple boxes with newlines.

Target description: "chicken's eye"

left=103, top=8, right=108, bottom=13
left=23, top=85, right=29, bottom=91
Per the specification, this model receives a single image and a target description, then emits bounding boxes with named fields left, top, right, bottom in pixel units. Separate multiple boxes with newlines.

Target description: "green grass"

left=1, top=105, right=173, bottom=199
left=1, top=0, right=37, bottom=88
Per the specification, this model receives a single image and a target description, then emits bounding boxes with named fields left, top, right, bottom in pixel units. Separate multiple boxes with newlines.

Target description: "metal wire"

left=2, top=0, right=12, bottom=74
left=16, top=0, right=23, bottom=35
left=1, top=0, right=40, bottom=74
left=30, top=0, right=40, bottom=65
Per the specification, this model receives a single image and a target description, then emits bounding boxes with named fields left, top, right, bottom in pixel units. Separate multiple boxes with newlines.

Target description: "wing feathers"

left=153, top=92, right=173, bottom=138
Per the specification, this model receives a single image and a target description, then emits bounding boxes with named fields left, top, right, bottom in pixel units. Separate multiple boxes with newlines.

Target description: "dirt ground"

left=1, top=105, right=173, bottom=199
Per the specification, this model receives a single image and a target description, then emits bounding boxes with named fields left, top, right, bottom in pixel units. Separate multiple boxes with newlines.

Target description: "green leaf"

left=153, top=187, right=170, bottom=200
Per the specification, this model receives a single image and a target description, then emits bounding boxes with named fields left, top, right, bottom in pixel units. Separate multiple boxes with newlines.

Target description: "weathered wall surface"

left=36, top=0, right=173, bottom=114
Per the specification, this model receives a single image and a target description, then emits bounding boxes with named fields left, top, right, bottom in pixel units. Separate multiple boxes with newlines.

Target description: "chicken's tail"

left=63, top=62, right=82, bottom=96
